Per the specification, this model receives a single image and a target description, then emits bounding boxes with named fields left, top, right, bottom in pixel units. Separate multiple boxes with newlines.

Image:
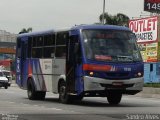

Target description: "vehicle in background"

left=1, top=70, right=12, bottom=85
left=0, top=70, right=11, bottom=89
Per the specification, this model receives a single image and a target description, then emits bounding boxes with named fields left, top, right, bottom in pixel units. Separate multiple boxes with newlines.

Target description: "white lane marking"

left=50, top=108, right=62, bottom=111
left=24, top=104, right=62, bottom=111
left=40, top=106, right=45, bottom=108
left=8, top=102, right=15, bottom=104
left=21, top=103, right=30, bottom=106
left=33, top=105, right=39, bottom=107
left=0, top=91, right=15, bottom=94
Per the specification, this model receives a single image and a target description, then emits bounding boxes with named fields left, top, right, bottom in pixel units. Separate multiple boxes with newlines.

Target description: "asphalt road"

left=0, top=86, right=160, bottom=120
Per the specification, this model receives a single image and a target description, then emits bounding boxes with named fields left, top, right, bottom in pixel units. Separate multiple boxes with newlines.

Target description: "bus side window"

left=32, top=48, right=36, bottom=58
left=36, top=36, right=43, bottom=47
left=56, top=32, right=67, bottom=45
left=55, top=46, right=66, bottom=58
left=55, top=32, right=68, bottom=58
left=28, top=37, right=32, bottom=58
left=32, top=48, right=43, bottom=58
left=43, top=47, right=55, bottom=58
left=44, top=34, right=55, bottom=46
left=43, top=34, right=55, bottom=58
left=32, top=37, right=36, bottom=58
left=16, top=38, right=21, bottom=58
left=32, top=37, right=36, bottom=47
left=31, top=36, right=43, bottom=58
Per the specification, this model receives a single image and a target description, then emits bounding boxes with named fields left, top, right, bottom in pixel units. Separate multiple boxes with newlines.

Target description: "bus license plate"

left=112, top=82, right=123, bottom=86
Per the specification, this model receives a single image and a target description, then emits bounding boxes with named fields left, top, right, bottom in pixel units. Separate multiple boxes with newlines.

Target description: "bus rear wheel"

left=27, top=79, right=46, bottom=100
left=59, top=81, right=72, bottom=104
left=4, top=86, right=8, bottom=89
left=37, top=91, right=46, bottom=100
left=27, top=80, right=37, bottom=100
left=107, top=91, right=122, bottom=105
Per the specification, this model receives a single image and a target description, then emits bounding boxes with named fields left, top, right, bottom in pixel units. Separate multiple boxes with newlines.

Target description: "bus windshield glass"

left=82, top=29, right=142, bottom=62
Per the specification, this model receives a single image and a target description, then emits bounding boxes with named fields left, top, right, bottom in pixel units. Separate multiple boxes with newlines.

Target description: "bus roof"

left=18, top=29, right=54, bottom=38
left=18, top=25, right=131, bottom=38
left=71, top=24, right=131, bottom=31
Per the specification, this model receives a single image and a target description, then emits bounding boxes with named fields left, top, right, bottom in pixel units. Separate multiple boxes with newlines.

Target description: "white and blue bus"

left=16, top=25, right=144, bottom=104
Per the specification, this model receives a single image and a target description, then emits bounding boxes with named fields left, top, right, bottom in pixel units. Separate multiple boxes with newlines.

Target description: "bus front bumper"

left=83, top=76, right=144, bottom=95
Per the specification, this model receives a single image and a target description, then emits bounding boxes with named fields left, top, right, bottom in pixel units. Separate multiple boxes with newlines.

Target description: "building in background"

left=129, top=16, right=160, bottom=83
left=0, top=30, right=17, bottom=72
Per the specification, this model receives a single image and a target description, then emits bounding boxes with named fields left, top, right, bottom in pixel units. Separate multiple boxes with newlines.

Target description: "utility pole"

left=102, top=0, right=105, bottom=24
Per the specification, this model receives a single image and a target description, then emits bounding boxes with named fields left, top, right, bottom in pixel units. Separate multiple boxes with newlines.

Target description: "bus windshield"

left=82, top=29, right=142, bottom=62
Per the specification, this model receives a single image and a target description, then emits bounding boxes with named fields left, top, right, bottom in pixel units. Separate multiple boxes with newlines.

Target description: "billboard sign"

left=144, top=0, right=160, bottom=13
left=129, top=16, right=158, bottom=43
left=138, top=43, right=158, bottom=62
left=0, top=48, right=16, bottom=54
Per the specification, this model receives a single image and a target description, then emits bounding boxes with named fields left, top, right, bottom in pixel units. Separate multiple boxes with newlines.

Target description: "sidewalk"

left=10, top=80, right=18, bottom=87
left=135, top=87, right=160, bottom=99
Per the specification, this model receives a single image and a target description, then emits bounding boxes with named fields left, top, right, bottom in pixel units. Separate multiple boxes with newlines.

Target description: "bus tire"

left=27, top=79, right=37, bottom=100
left=107, top=91, right=122, bottom=105
left=37, top=91, right=46, bottom=100
left=5, top=86, right=8, bottom=89
left=59, top=81, right=72, bottom=104
left=75, top=94, right=83, bottom=101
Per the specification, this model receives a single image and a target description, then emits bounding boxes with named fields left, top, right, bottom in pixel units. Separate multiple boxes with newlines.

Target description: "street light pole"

left=102, top=0, right=105, bottom=24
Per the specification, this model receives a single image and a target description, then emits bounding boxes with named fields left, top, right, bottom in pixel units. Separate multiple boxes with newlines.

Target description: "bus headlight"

left=89, top=72, right=94, bottom=76
left=134, top=72, right=143, bottom=77
left=137, top=72, right=142, bottom=77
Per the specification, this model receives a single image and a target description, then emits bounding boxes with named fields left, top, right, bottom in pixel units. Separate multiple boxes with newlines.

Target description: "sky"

left=0, top=0, right=148, bottom=34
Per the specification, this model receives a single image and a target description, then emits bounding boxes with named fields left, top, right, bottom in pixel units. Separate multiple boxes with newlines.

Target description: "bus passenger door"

left=66, top=35, right=79, bottom=93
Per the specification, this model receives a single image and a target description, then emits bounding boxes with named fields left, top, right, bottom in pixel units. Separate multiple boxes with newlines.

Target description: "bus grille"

left=106, top=72, right=129, bottom=79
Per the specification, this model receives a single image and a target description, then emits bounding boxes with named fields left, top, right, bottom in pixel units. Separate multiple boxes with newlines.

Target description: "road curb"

left=135, top=87, right=160, bottom=99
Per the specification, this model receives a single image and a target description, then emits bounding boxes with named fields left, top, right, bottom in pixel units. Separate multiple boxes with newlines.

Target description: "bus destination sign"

left=144, top=0, right=160, bottom=13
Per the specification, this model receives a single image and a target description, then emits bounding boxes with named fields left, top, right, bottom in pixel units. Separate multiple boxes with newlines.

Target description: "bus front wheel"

left=107, top=91, right=122, bottom=105
left=75, top=94, right=83, bottom=101
left=59, top=81, right=72, bottom=104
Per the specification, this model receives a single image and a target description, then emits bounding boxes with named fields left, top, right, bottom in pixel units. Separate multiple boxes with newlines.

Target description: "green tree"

left=99, top=13, right=130, bottom=26
left=19, top=27, right=33, bottom=34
